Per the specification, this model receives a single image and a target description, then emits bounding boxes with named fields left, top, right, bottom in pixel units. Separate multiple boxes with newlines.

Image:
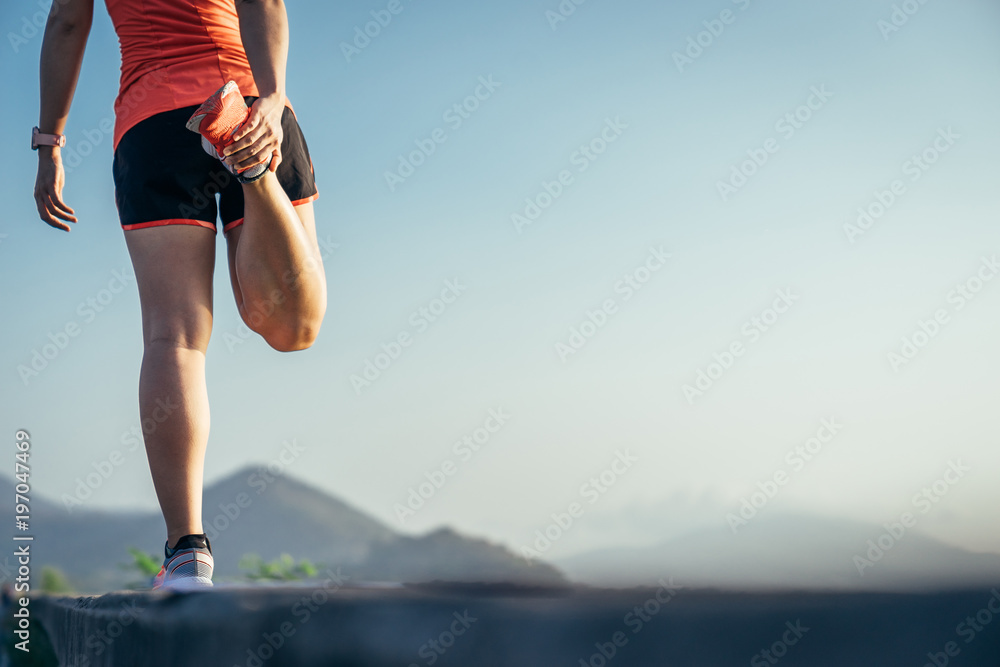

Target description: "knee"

left=144, top=322, right=211, bottom=354
left=262, top=316, right=322, bottom=353
left=243, top=286, right=326, bottom=352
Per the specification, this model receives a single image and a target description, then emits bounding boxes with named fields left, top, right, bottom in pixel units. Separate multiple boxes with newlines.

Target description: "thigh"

left=223, top=202, right=320, bottom=314
left=124, top=225, right=217, bottom=349
left=291, top=201, right=319, bottom=248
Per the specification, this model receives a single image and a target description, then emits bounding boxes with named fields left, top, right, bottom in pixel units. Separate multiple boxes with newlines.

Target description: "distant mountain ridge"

left=555, top=513, right=1000, bottom=592
left=0, top=467, right=566, bottom=592
left=6, top=471, right=997, bottom=594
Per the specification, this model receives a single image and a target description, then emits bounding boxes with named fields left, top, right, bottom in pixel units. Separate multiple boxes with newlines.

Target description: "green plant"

left=238, top=553, right=318, bottom=581
left=39, top=566, right=73, bottom=594
left=120, top=546, right=162, bottom=589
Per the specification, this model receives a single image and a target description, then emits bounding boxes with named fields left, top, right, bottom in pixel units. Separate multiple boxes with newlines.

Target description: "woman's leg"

left=225, top=181, right=326, bottom=352
left=123, top=224, right=215, bottom=548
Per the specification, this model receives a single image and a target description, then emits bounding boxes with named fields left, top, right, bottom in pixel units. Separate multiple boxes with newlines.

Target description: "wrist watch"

left=31, top=126, right=66, bottom=150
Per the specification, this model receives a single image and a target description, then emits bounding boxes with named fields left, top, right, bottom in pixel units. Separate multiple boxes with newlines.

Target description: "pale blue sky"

left=2, top=0, right=1000, bottom=561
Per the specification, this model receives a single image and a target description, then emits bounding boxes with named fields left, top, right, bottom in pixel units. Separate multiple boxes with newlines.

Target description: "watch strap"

left=32, top=126, right=66, bottom=150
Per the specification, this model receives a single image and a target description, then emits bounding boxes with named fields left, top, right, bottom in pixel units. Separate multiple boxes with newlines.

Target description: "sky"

left=2, top=0, right=1000, bottom=564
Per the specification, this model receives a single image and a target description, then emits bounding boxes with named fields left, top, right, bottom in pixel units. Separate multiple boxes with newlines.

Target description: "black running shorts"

left=112, top=99, right=318, bottom=232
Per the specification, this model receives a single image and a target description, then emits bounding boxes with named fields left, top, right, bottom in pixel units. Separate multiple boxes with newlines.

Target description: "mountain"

left=0, top=467, right=567, bottom=592
left=199, top=465, right=398, bottom=574
left=10, top=470, right=996, bottom=594
left=554, top=513, right=1000, bottom=591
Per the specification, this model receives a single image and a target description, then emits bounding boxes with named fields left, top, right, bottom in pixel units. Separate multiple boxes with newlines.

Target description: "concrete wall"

left=12, top=584, right=1000, bottom=666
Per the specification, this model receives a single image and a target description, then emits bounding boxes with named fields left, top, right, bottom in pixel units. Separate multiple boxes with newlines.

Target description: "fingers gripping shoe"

left=152, top=533, right=214, bottom=591
left=185, top=80, right=270, bottom=184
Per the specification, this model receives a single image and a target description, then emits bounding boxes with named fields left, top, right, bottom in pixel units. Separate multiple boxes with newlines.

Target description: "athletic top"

left=104, top=0, right=262, bottom=151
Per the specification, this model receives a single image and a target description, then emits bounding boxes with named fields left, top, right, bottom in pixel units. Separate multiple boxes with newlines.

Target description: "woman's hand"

left=34, top=148, right=77, bottom=232
left=223, top=94, right=284, bottom=173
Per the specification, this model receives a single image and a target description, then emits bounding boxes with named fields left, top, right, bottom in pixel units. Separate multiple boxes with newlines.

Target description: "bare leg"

left=124, top=225, right=215, bottom=548
left=227, top=171, right=326, bottom=352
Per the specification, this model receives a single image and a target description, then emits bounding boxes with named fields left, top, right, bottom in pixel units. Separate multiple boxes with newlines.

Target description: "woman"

left=32, top=0, right=328, bottom=590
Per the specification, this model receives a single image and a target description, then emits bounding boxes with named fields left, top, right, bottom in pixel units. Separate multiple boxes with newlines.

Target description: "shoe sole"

left=156, top=576, right=215, bottom=592
left=185, top=80, right=242, bottom=134
left=185, top=80, right=268, bottom=181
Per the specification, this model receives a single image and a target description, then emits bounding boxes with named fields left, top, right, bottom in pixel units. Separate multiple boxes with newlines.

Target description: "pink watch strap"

left=32, top=126, right=66, bottom=149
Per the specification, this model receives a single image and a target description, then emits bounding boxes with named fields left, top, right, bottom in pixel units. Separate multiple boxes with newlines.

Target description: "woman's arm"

left=226, top=0, right=290, bottom=173
left=34, top=0, right=93, bottom=231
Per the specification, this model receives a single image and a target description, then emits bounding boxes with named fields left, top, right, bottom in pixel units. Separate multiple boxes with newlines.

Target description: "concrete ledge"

left=14, top=584, right=1000, bottom=666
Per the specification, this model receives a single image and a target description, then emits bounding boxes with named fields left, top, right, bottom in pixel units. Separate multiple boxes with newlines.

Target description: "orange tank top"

left=105, top=0, right=262, bottom=151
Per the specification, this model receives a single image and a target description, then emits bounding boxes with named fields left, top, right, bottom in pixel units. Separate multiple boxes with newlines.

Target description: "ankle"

left=239, top=163, right=276, bottom=189
left=233, top=156, right=273, bottom=185
left=167, top=530, right=205, bottom=549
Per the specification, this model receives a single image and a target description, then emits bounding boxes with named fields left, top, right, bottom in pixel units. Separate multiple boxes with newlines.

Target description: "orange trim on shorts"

left=122, top=218, right=216, bottom=231
left=222, top=193, right=319, bottom=233
left=291, top=193, right=319, bottom=207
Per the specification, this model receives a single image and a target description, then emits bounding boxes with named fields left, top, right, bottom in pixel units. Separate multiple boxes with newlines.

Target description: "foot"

left=185, top=80, right=270, bottom=184
left=151, top=533, right=215, bottom=591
